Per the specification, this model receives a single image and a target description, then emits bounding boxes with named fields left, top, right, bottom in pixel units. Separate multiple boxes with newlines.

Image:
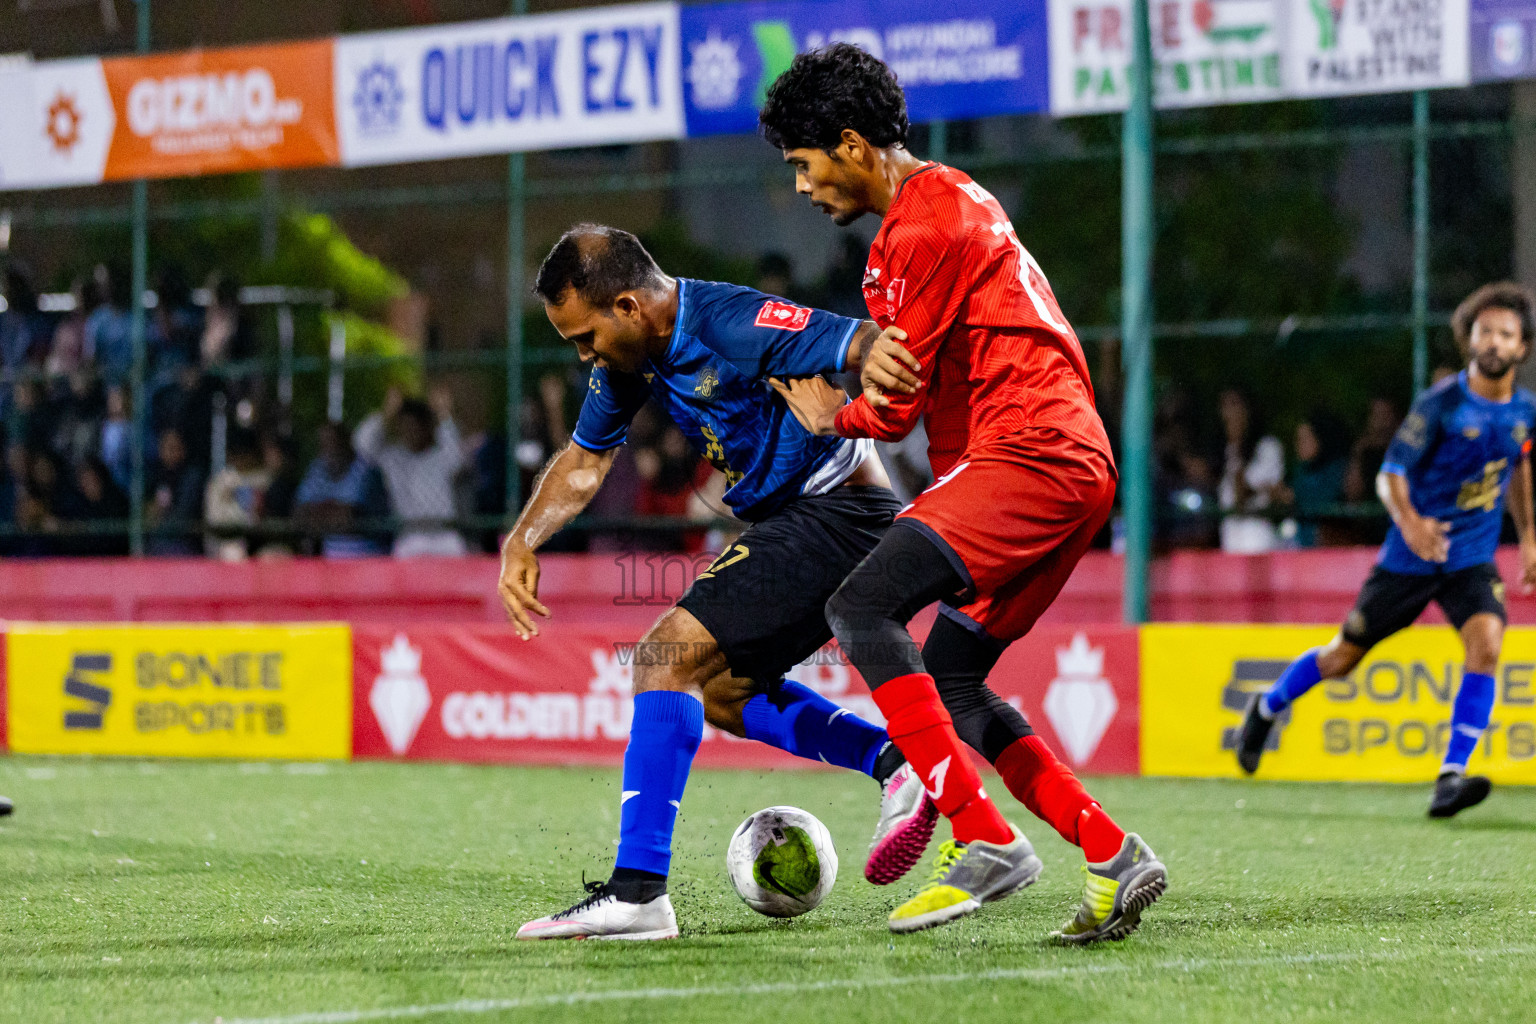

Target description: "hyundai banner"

left=335, top=2, right=685, bottom=167
left=680, top=0, right=1048, bottom=138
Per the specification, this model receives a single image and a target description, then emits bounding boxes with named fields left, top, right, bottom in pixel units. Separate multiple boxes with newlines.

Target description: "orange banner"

left=100, top=39, right=337, bottom=181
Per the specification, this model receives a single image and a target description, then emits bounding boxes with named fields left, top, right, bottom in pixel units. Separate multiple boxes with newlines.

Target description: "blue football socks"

left=1442, top=669, right=1496, bottom=774
left=1261, top=649, right=1324, bottom=718
left=614, top=690, right=704, bottom=877
left=741, top=680, right=891, bottom=777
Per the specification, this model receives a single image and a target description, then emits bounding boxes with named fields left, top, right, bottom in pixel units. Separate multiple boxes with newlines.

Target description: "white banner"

left=0, top=58, right=114, bottom=191
left=1284, top=0, right=1470, bottom=97
left=1050, top=0, right=1285, bottom=115
left=334, top=2, right=684, bottom=167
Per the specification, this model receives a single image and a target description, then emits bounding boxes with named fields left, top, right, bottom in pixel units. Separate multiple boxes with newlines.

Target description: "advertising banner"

left=1142, top=624, right=1536, bottom=783
left=1471, top=0, right=1536, bottom=82
left=352, top=623, right=1139, bottom=774
left=6, top=624, right=352, bottom=759
left=334, top=2, right=685, bottom=167
left=1283, top=0, right=1470, bottom=98
left=679, top=0, right=1047, bottom=138
left=1048, top=0, right=1285, bottom=116
left=0, top=58, right=115, bottom=191
left=99, top=40, right=339, bottom=181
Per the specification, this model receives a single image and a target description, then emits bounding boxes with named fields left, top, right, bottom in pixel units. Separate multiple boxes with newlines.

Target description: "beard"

left=1474, top=351, right=1516, bottom=379
left=832, top=207, right=866, bottom=226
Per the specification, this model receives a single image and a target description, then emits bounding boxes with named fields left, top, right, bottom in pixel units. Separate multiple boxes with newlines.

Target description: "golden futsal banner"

left=1141, top=624, right=1536, bottom=784
left=5, top=624, right=352, bottom=759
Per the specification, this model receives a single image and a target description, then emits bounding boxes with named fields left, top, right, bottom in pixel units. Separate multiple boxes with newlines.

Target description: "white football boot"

left=516, top=881, right=679, bottom=941
left=865, top=761, right=940, bottom=884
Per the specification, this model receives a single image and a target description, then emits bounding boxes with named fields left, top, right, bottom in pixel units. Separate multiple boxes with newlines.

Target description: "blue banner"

left=679, top=0, right=1048, bottom=138
left=1471, top=0, right=1536, bottom=82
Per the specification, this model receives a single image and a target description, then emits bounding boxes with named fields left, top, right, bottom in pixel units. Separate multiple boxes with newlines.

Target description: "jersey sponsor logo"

left=1515, top=422, right=1528, bottom=445
left=1396, top=411, right=1428, bottom=449
left=884, top=278, right=906, bottom=312
left=1457, top=458, right=1509, bottom=512
left=754, top=300, right=812, bottom=332
left=693, top=366, right=720, bottom=400
left=1462, top=425, right=1481, bottom=439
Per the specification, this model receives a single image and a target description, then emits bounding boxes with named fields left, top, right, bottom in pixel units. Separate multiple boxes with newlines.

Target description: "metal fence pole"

left=504, top=0, right=529, bottom=518
left=1120, top=0, right=1155, bottom=624
left=930, top=119, right=948, bottom=163
left=128, top=0, right=151, bottom=556
left=1412, top=90, right=1430, bottom=396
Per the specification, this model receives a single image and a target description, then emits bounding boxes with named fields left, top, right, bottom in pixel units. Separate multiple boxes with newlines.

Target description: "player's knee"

left=633, top=608, right=721, bottom=696
left=1458, top=614, right=1503, bottom=674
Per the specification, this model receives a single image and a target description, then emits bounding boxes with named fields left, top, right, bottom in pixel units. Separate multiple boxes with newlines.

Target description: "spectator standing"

left=145, top=427, right=205, bottom=556
left=46, top=277, right=96, bottom=379
left=204, top=428, right=272, bottom=561
left=99, top=386, right=132, bottom=490
left=1, top=263, right=43, bottom=370
left=1285, top=410, right=1350, bottom=547
left=1217, top=388, right=1286, bottom=553
left=86, top=264, right=134, bottom=387
left=294, top=421, right=389, bottom=557
left=1343, top=395, right=1402, bottom=501
left=62, top=458, right=130, bottom=557
left=355, top=387, right=466, bottom=557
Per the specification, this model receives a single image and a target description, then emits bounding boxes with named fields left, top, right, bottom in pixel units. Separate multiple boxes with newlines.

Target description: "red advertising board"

left=352, top=623, right=1138, bottom=774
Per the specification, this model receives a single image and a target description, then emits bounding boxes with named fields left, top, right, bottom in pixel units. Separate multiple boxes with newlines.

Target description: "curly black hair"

left=1452, top=281, right=1536, bottom=355
left=759, top=44, right=909, bottom=152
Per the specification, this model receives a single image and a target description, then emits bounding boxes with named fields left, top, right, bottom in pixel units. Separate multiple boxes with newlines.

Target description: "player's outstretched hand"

left=499, top=543, right=551, bottom=640
left=861, top=327, right=922, bottom=408
left=1402, top=514, right=1451, bottom=564
left=770, top=376, right=848, bottom=436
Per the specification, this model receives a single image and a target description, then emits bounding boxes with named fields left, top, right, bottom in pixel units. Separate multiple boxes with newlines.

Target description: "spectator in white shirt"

left=355, top=387, right=467, bottom=557
left=1217, top=388, right=1286, bottom=554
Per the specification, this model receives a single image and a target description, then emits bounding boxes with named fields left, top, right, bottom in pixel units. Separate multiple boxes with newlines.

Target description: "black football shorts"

left=1341, top=562, right=1507, bottom=650
left=678, top=485, right=902, bottom=686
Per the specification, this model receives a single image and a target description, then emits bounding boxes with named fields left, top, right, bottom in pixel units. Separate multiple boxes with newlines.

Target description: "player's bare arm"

left=1509, top=455, right=1536, bottom=591
left=498, top=442, right=617, bottom=639
left=1377, top=469, right=1450, bottom=564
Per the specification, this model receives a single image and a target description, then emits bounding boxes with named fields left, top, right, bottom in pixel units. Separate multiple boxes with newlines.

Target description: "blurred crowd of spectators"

left=0, top=253, right=1456, bottom=560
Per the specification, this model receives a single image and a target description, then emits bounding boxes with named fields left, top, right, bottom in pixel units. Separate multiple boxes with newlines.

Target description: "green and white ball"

left=726, top=806, right=838, bottom=918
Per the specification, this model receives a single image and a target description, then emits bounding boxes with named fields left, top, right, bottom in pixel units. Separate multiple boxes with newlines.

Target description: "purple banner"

left=1472, top=0, right=1536, bottom=82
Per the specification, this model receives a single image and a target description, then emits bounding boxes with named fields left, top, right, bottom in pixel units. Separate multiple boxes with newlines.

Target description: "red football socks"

left=995, top=735, right=1126, bottom=862
left=872, top=673, right=1013, bottom=846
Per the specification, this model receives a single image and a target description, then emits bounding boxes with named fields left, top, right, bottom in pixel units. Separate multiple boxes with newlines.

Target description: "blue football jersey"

left=1377, top=371, right=1536, bottom=574
left=570, top=279, right=870, bottom=522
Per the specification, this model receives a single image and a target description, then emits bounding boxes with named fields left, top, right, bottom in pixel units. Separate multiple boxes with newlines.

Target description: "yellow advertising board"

left=1142, top=624, right=1536, bottom=784
left=6, top=624, right=352, bottom=759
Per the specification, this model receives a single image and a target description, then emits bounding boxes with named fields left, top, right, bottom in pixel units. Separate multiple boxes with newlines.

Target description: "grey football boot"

left=887, top=824, right=1043, bottom=933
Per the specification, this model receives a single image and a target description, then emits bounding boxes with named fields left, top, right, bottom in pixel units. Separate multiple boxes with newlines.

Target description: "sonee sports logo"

left=63, top=653, right=113, bottom=730
left=1219, top=658, right=1292, bottom=754
left=754, top=300, right=812, bottom=332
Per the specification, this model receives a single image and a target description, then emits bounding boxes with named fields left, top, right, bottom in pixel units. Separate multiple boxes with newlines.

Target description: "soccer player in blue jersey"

left=504, top=224, right=940, bottom=939
left=1237, top=283, right=1536, bottom=817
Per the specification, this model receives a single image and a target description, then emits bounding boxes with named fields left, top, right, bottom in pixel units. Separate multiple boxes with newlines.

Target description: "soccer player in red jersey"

left=761, top=44, right=1167, bottom=940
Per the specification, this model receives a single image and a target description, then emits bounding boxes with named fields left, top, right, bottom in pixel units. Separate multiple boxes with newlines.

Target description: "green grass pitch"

left=2, top=757, right=1533, bottom=1024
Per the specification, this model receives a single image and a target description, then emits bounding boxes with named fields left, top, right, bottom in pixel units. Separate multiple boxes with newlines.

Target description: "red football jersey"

left=833, top=162, right=1113, bottom=478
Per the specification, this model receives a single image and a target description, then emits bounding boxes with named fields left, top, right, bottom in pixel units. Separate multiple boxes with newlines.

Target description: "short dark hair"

left=396, top=398, right=435, bottom=431
left=533, top=223, right=664, bottom=308
left=759, top=44, right=909, bottom=152
left=1453, top=281, right=1536, bottom=354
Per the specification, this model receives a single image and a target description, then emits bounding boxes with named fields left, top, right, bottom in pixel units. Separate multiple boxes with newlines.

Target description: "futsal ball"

left=726, top=805, right=838, bottom=918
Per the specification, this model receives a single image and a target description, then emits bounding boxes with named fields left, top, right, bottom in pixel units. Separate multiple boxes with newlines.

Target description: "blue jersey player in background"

left=1238, top=282, right=1536, bottom=818
left=500, top=225, right=942, bottom=940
